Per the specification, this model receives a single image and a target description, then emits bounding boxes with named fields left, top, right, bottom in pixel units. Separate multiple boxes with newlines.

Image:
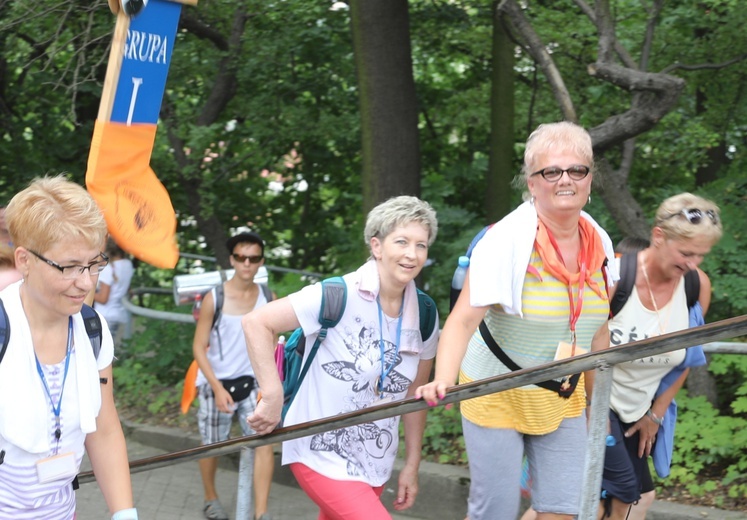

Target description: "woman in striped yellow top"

left=417, top=121, right=618, bottom=520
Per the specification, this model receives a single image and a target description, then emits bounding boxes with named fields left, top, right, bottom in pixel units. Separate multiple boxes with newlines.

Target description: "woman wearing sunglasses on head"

left=600, top=193, right=722, bottom=520
left=417, top=121, right=618, bottom=520
left=0, top=176, right=136, bottom=519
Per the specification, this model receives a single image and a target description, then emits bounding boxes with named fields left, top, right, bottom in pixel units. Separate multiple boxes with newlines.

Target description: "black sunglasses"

left=663, top=208, right=719, bottom=226
left=531, top=165, right=590, bottom=182
left=231, top=253, right=263, bottom=264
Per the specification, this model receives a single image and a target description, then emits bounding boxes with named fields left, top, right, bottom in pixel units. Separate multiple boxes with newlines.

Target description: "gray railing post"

left=235, top=447, right=254, bottom=520
left=578, top=361, right=613, bottom=520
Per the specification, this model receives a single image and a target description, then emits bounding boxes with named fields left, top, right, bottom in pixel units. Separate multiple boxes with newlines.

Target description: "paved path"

left=76, top=438, right=425, bottom=520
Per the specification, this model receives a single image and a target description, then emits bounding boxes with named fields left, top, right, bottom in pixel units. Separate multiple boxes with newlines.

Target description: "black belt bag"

left=220, top=375, right=255, bottom=402
left=478, top=321, right=580, bottom=398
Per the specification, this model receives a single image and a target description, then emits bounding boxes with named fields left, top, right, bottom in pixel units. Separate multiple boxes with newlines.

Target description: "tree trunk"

left=486, top=5, right=514, bottom=223
left=350, top=0, right=421, bottom=215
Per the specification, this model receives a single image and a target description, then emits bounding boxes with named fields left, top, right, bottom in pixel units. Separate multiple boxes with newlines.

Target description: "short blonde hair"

left=522, top=121, right=594, bottom=180
left=654, top=193, right=722, bottom=244
left=364, top=196, right=438, bottom=250
left=5, top=176, right=108, bottom=253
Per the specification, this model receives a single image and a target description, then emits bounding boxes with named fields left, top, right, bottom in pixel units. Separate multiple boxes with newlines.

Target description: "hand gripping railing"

left=78, top=314, right=747, bottom=519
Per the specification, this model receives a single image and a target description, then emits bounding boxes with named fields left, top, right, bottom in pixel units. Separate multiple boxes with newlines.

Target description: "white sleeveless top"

left=608, top=277, right=689, bottom=422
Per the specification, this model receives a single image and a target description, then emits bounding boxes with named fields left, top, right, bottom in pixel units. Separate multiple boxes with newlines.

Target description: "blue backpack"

left=281, top=277, right=437, bottom=420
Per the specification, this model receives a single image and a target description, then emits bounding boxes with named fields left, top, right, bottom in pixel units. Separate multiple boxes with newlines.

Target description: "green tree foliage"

left=2, top=1, right=747, bottom=502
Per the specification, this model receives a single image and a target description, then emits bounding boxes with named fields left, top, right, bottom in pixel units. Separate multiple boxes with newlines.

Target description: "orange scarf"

left=534, top=218, right=608, bottom=300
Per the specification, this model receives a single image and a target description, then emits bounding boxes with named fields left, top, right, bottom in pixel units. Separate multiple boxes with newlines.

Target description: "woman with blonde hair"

left=601, top=192, right=722, bottom=520
left=0, top=176, right=136, bottom=519
left=417, top=121, right=617, bottom=520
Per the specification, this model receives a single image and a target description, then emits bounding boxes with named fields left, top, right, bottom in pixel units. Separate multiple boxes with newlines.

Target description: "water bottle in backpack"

left=449, top=255, right=470, bottom=311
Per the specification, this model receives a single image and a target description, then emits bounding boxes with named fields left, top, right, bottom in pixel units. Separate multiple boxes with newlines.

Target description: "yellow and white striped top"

left=459, top=250, right=609, bottom=435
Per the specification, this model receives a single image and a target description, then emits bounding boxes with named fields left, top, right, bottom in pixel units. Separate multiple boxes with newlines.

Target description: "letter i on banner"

left=86, top=0, right=197, bottom=269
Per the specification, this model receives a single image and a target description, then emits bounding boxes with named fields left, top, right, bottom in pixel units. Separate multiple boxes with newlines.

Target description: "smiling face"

left=370, top=222, right=430, bottom=291
left=528, top=150, right=593, bottom=219
left=652, top=227, right=714, bottom=277
left=18, top=238, right=102, bottom=318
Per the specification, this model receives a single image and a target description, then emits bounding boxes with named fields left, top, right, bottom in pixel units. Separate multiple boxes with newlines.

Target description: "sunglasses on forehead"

left=663, top=208, right=719, bottom=225
left=231, top=253, right=263, bottom=264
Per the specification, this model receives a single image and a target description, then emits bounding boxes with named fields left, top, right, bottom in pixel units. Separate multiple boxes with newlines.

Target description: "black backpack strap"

left=0, top=299, right=9, bottom=365
left=80, top=303, right=102, bottom=360
left=684, top=270, right=700, bottom=309
left=609, top=253, right=637, bottom=317
left=211, top=284, right=225, bottom=360
left=416, top=289, right=437, bottom=341
left=260, top=283, right=273, bottom=303
left=479, top=320, right=580, bottom=398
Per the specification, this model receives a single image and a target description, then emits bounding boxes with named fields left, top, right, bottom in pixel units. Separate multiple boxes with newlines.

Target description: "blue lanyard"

left=376, top=294, right=403, bottom=396
left=35, top=317, right=73, bottom=444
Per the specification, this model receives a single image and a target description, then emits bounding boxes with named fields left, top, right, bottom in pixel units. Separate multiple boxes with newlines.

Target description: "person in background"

left=0, top=243, right=23, bottom=290
left=243, top=196, right=440, bottom=519
left=193, top=232, right=275, bottom=520
left=0, top=206, right=12, bottom=246
left=94, top=238, right=135, bottom=349
left=416, top=121, right=617, bottom=520
left=601, top=193, right=722, bottom=519
left=0, top=176, right=135, bottom=519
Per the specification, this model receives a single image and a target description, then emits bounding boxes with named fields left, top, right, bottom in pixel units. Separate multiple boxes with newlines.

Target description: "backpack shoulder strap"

left=609, top=253, right=637, bottom=317
left=0, top=301, right=102, bottom=363
left=318, top=276, right=347, bottom=332
left=416, top=289, right=437, bottom=340
left=293, top=276, right=347, bottom=396
left=684, top=270, right=700, bottom=309
left=211, top=283, right=224, bottom=330
left=80, top=303, right=103, bottom=359
left=0, top=299, right=9, bottom=365
left=260, top=283, right=273, bottom=303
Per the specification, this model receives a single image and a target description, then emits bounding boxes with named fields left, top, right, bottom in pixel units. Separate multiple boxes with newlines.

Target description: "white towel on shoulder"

left=469, top=201, right=619, bottom=317
left=0, top=281, right=102, bottom=454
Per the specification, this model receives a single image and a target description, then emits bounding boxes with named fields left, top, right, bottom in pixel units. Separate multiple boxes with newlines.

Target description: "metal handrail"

left=78, top=314, right=747, bottom=490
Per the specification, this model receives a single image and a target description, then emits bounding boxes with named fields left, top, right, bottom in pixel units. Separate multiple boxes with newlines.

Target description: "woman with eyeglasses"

left=600, top=193, right=722, bottom=520
left=0, top=176, right=136, bottom=519
left=416, top=121, right=617, bottom=520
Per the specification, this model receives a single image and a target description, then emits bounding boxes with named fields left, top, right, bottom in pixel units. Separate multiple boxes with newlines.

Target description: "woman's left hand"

left=624, top=415, right=659, bottom=458
left=393, top=463, right=419, bottom=511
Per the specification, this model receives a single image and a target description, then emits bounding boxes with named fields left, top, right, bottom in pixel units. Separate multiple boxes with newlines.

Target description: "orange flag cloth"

left=86, top=119, right=178, bottom=268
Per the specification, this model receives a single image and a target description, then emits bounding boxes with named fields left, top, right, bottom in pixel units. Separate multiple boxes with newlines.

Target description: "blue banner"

left=110, top=0, right=182, bottom=125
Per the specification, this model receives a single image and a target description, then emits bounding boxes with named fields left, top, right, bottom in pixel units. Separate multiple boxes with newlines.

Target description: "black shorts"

left=601, top=409, right=654, bottom=504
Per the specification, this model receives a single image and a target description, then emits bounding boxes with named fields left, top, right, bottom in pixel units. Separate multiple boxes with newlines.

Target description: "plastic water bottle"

left=449, top=255, right=470, bottom=310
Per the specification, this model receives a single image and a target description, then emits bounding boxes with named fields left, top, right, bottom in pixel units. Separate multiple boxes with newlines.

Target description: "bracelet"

left=112, top=508, right=138, bottom=520
left=646, top=409, right=664, bottom=426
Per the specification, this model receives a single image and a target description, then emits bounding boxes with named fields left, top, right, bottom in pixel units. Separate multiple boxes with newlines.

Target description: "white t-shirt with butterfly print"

left=282, top=265, right=438, bottom=486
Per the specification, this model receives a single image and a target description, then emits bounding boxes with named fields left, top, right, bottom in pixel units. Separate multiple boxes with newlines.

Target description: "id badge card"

left=36, top=451, right=77, bottom=484
left=554, top=341, right=588, bottom=361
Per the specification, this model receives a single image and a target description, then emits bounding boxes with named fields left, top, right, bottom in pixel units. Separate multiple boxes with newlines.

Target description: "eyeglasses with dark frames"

left=231, top=253, right=263, bottom=264
left=531, top=165, right=591, bottom=182
left=29, top=250, right=109, bottom=280
left=662, top=208, right=719, bottom=226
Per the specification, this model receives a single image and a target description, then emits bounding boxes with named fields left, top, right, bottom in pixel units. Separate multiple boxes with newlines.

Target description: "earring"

left=530, top=195, right=535, bottom=205
left=588, top=194, right=592, bottom=204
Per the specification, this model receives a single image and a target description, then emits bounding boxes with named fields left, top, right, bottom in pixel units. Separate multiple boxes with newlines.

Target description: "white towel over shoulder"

left=469, top=201, right=619, bottom=317
left=0, top=281, right=111, bottom=454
